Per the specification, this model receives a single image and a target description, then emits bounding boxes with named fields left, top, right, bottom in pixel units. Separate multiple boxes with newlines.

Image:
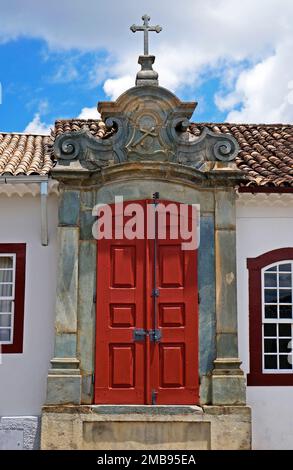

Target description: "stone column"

left=211, top=188, right=246, bottom=405
left=46, top=189, right=82, bottom=405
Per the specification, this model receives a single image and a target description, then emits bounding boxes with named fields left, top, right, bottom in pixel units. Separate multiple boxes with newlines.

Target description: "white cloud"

left=24, top=107, right=101, bottom=135
left=23, top=113, right=52, bottom=134
left=1, top=1, right=293, bottom=122
left=76, top=107, right=101, bottom=119
left=51, top=63, right=79, bottom=84
left=219, top=40, right=293, bottom=123
left=103, top=75, right=134, bottom=100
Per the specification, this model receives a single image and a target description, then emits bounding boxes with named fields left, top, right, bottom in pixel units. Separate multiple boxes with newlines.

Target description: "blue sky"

left=0, top=1, right=292, bottom=134
left=0, top=37, right=226, bottom=133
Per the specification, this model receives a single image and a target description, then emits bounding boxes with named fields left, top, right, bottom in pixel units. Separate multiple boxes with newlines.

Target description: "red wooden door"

left=149, top=202, right=198, bottom=404
left=94, top=200, right=198, bottom=405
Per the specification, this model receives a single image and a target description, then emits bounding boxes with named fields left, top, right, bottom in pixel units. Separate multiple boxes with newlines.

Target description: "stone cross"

left=130, top=14, right=162, bottom=56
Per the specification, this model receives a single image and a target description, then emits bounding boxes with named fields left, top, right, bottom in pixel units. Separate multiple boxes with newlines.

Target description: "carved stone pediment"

left=54, top=85, right=239, bottom=173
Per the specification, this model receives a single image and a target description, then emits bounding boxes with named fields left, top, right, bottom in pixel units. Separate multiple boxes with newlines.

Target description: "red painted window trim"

left=0, top=244, right=26, bottom=354
left=247, top=247, right=293, bottom=386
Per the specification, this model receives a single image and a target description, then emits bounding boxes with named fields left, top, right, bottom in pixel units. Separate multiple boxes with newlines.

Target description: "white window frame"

left=262, top=260, right=293, bottom=374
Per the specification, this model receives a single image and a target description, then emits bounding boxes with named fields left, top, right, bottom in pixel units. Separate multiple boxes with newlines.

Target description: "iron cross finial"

left=130, top=14, right=162, bottom=56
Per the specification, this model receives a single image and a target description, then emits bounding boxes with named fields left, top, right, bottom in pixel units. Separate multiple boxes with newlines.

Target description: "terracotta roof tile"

left=1, top=120, right=292, bottom=187
left=189, top=123, right=293, bottom=187
left=0, top=133, right=54, bottom=176
left=53, top=119, right=110, bottom=139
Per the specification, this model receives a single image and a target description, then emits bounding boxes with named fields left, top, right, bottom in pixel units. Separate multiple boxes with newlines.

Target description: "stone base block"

left=46, top=374, right=82, bottom=405
left=41, top=405, right=251, bottom=450
left=212, top=374, right=246, bottom=405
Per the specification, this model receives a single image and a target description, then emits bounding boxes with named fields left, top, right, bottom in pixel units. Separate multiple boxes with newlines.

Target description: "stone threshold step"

left=91, top=405, right=203, bottom=415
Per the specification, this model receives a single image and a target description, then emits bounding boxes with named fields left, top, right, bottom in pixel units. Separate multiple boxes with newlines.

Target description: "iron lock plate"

left=133, top=328, right=147, bottom=342
left=133, top=328, right=162, bottom=342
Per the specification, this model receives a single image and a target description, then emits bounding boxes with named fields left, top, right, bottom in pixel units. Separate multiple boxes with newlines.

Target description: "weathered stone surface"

left=50, top=357, right=80, bottom=370
left=80, top=190, right=97, bottom=210
left=55, top=333, right=77, bottom=358
left=198, top=214, right=216, bottom=376
left=91, top=405, right=203, bottom=416
left=82, top=421, right=210, bottom=450
left=96, top=180, right=214, bottom=212
left=46, top=375, right=82, bottom=405
left=53, top=84, right=238, bottom=170
left=215, top=230, right=237, bottom=336
left=215, top=189, right=236, bottom=230
left=80, top=210, right=95, bottom=240
left=78, top=241, right=96, bottom=403
left=0, top=416, right=40, bottom=450
left=41, top=405, right=251, bottom=450
left=199, top=375, right=212, bottom=405
left=55, top=227, right=79, bottom=334
left=81, top=375, right=93, bottom=404
left=216, top=333, right=238, bottom=359
left=0, top=430, right=23, bottom=450
left=204, top=406, right=251, bottom=450
left=211, top=375, right=246, bottom=406
left=59, top=190, right=80, bottom=226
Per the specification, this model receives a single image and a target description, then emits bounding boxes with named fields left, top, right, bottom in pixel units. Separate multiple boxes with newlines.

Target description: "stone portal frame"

left=46, top=77, right=246, bottom=407
left=46, top=160, right=246, bottom=406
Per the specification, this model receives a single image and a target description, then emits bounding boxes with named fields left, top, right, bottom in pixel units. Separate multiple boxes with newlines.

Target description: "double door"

left=94, top=200, right=198, bottom=404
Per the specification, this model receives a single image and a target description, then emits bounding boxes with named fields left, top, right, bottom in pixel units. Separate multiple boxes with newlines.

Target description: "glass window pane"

left=264, top=339, right=277, bottom=353
left=279, top=263, right=292, bottom=272
left=0, top=257, right=13, bottom=269
left=265, top=305, right=277, bottom=318
left=279, top=273, right=292, bottom=288
left=265, top=273, right=277, bottom=287
left=279, top=355, right=293, bottom=369
left=264, top=355, right=278, bottom=369
left=0, top=314, right=11, bottom=327
left=279, top=339, right=292, bottom=353
left=0, top=300, right=12, bottom=313
left=0, top=284, right=13, bottom=297
left=280, top=305, right=292, bottom=319
left=265, top=289, right=278, bottom=303
left=266, top=266, right=277, bottom=272
left=264, top=324, right=277, bottom=337
left=0, top=328, right=11, bottom=342
left=0, top=270, right=13, bottom=283
left=279, top=324, right=292, bottom=337
left=279, top=290, right=292, bottom=303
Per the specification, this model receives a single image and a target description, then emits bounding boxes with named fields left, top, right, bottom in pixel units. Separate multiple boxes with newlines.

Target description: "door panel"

left=94, top=206, right=146, bottom=404
left=95, top=200, right=199, bottom=405
left=149, top=202, right=198, bottom=404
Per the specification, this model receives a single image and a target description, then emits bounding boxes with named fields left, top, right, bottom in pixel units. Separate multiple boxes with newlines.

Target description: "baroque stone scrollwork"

left=54, top=85, right=239, bottom=172
left=54, top=118, right=127, bottom=170
left=169, top=121, right=239, bottom=168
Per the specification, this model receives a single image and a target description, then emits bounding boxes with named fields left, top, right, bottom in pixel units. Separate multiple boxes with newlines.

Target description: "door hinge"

left=93, top=293, right=96, bottom=304
left=151, top=389, right=158, bottom=405
left=151, top=288, right=159, bottom=298
left=92, top=373, right=95, bottom=384
left=198, top=292, right=200, bottom=305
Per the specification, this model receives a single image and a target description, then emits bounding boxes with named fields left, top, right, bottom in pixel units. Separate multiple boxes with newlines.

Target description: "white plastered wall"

left=0, top=188, right=58, bottom=416
left=236, top=193, right=293, bottom=450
